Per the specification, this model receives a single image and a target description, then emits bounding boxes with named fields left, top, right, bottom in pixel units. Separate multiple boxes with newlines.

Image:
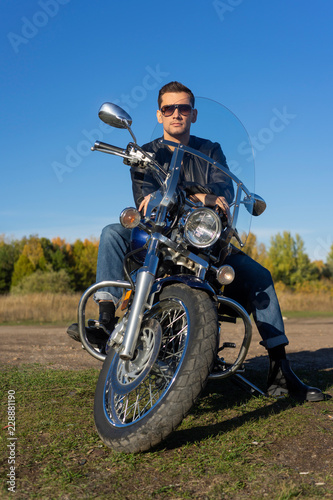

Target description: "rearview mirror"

left=98, top=102, right=132, bottom=129
left=244, top=194, right=266, bottom=216
left=98, top=102, right=137, bottom=143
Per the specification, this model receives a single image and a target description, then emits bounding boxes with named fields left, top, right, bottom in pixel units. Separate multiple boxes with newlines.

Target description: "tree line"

left=0, top=232, right=332, bottom=295
left=0, top=235, right=98, bottom=295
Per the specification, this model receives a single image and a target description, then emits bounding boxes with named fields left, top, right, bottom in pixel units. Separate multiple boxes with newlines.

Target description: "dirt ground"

left=0, top=317, right=332, bottom=376
left=1, top=318, right=332, bottom=499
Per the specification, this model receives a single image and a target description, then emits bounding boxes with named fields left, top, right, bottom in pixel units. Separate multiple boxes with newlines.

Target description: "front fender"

left=151, top=274, right=217, bottom=299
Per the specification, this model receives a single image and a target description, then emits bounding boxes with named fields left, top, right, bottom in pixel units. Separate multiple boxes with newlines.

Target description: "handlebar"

left=91, top=141, right=167, bottom=185
left=91, top=141, right=126, bottom=155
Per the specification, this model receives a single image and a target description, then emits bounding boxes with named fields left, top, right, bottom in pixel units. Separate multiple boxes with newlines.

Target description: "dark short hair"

left=158, top=81, right=195, bottom=108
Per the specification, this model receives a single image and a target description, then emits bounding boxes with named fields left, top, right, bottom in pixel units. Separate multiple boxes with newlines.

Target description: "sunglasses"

left=160, top=104, right=193, bottom=117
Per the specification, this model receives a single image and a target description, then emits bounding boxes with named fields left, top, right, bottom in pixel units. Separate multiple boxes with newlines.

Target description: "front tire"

left=94, top=284, right=218, bottom=453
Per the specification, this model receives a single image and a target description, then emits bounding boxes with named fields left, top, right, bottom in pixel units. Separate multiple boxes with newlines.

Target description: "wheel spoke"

left=104, top=298, right=189, bottom=426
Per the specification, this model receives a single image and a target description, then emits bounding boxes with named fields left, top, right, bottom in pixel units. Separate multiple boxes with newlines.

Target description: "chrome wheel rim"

left=104, top=298, right=189, bottom=427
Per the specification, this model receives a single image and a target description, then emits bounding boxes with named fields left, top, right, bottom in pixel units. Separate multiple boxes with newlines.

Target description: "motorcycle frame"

left=78, top=139, right=255, bottom=380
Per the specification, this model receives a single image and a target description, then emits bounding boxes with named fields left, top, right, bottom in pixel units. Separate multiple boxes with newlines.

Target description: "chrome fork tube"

left=119, top=238, right=159, bottom=360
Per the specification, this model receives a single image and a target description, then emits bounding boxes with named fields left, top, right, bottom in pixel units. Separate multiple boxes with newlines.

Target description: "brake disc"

left=109, top=318, right=162, bottom=395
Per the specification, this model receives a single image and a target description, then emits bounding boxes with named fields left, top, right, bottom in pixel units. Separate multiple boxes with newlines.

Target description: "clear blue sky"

left=1, top=0, right=332, bottom=262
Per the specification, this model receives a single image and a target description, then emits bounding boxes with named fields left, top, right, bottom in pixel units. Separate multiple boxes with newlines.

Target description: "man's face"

left=156, top=91, right=197, bottom=144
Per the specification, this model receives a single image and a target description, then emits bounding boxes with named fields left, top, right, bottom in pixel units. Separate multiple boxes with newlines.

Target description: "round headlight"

left=184, top=208, right=222, bottom=248
left=119, top=208, right=141, bottom=229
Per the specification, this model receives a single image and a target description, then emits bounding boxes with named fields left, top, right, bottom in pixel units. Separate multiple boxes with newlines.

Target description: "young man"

left=67, top=81, right=323, bottom=402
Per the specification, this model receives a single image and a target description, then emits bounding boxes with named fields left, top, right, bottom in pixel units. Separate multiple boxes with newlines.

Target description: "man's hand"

left=190, top=193, right=230, bottom=219
left=138, top=194, right=151, bottom=216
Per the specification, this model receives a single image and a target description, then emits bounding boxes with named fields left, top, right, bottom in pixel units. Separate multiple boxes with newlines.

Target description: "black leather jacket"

left=130, top=135, right=234, bottom=208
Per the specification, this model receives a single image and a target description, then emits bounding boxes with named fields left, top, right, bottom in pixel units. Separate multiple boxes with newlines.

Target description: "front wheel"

left=94, top=284, right=218, bottom=453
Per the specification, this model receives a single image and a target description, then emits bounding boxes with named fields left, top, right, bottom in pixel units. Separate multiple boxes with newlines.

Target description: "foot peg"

left=87, top=319, right=109, bottom=335
left=218, top=342, right=236, bottom=353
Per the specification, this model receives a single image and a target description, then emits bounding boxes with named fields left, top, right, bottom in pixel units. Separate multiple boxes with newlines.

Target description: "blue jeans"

left=95, top=224, right=132, bottom=304
left=223, top=249, right=288, bottom=349
left=95, top=224, right=288, bottom=349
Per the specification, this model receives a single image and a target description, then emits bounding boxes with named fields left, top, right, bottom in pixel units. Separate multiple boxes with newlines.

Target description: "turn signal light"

left=216, top=265, right=235, bottom=285
left=119, top=208, right=141, bottom=229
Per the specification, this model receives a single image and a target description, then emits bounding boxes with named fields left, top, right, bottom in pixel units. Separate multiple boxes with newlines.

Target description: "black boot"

left=67, top=301, right=116, bottom=350
left=67, top=322, right=109, bottom=349
left=267, top=358, right=324, bottom=402
left=97, top=301, right=116, bottom=331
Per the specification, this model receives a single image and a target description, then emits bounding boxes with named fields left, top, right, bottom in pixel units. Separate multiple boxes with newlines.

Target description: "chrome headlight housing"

left=184, top=208, right=222, bottom=248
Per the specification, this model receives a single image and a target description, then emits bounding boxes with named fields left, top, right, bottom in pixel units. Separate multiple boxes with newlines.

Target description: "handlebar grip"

left=91, top=141, right=126, bottom=154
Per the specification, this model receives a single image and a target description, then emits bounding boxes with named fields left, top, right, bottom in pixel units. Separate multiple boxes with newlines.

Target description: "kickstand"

left=215, top=338, right=267, bottom=397
left=231, top=372, right=267, bottom=397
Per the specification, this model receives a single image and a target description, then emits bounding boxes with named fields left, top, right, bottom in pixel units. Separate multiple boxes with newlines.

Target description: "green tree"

left=324, top=243, right=333, bottom=278
left=71, top=238, right=99, bottom=291
left=11, top=269, right=72, bottom=295
left=0, top=237, right=22, bottom=293
left=11, top=236, right=47, bottom=288
left=268, top=231, right=318, bottom=286
left=22, top=235, right=46, bottom=269
left=41, top=237, right=73, bottom=277
left=312, top=260, right=327, bottom=280
left=242, top=232, right=268, bottom=266
left=11, top=254, right=35, bottom=287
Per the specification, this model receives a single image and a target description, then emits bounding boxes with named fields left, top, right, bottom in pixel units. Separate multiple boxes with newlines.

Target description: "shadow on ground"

left=153, top=347, right=332, bottom=453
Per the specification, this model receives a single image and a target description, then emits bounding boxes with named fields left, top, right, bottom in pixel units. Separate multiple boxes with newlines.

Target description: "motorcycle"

left=77, top=99, right=267, bottom=453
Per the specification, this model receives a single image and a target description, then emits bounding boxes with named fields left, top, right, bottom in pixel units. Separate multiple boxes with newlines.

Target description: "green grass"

left=1, top=365, right=332, bottom=499
left=281, top=310, right=333, bottom=318
left=0, top=319, right=71, bottom=327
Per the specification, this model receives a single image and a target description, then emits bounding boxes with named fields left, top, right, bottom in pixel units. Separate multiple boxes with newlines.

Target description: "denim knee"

left=100, top=223, right=127, bottom=244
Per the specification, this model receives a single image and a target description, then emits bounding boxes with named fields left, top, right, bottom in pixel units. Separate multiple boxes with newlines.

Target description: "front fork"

left=120, top=238, right=160, bottom=360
